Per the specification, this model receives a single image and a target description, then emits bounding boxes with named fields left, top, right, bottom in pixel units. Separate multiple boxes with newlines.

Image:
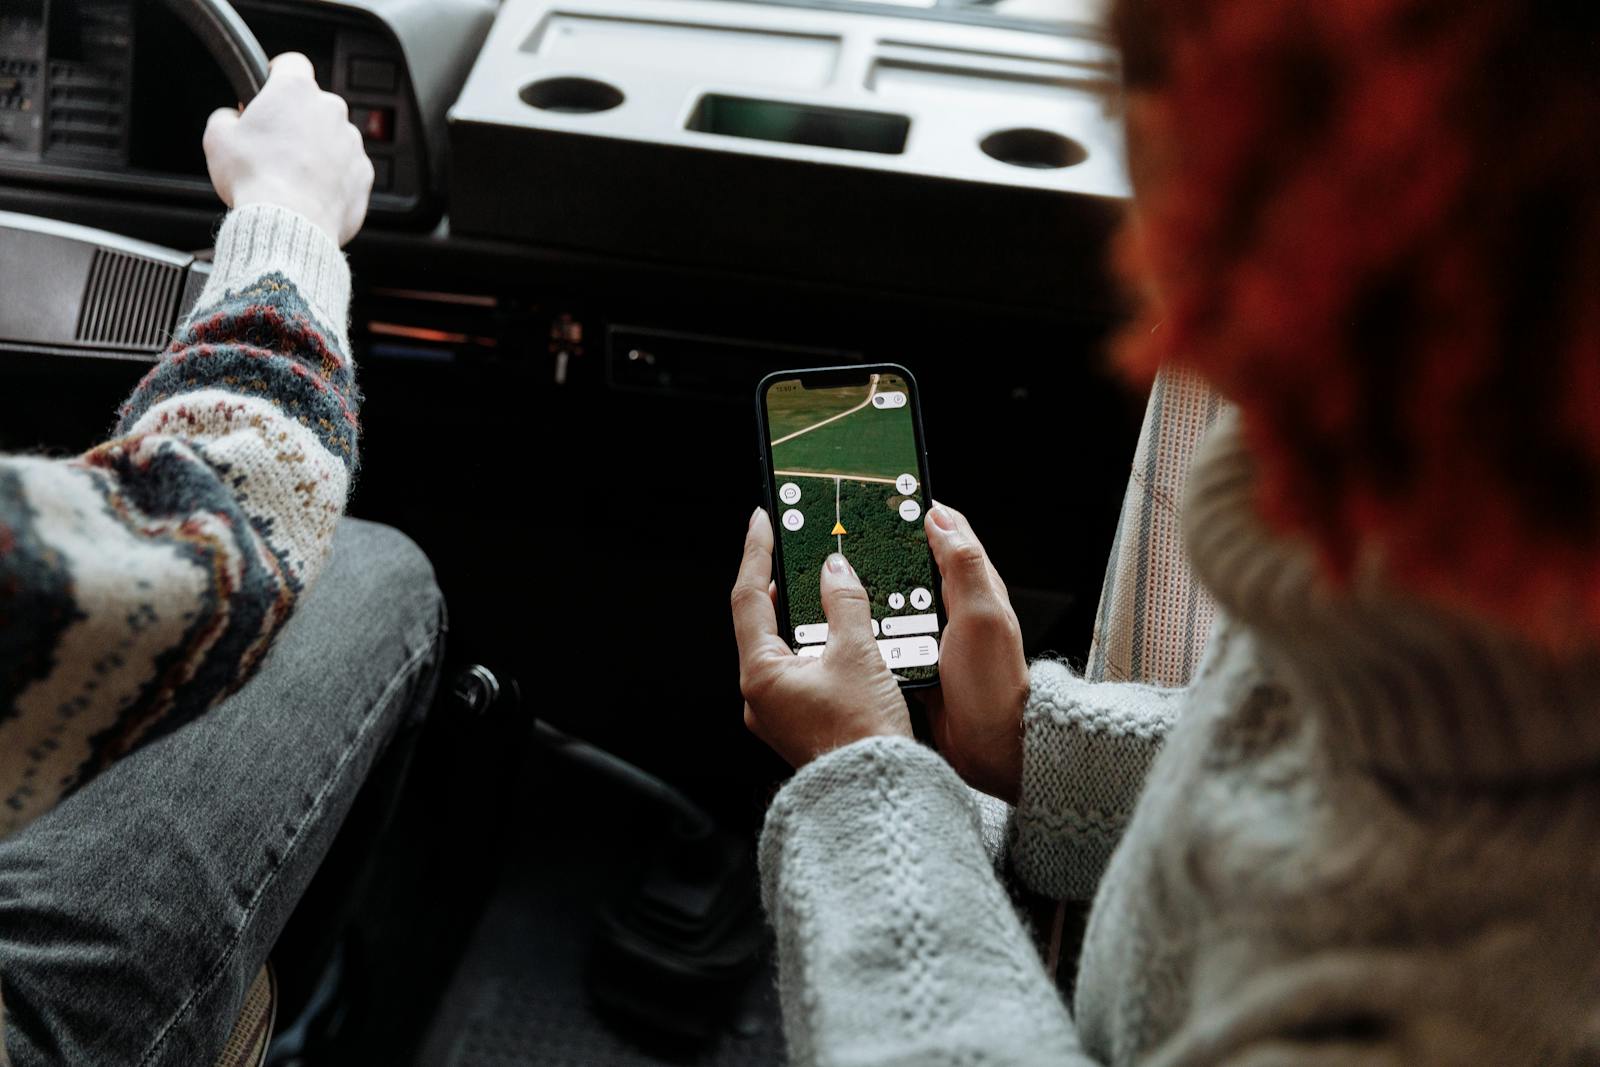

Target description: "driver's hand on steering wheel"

left=203, top=52, right=374, bottom=247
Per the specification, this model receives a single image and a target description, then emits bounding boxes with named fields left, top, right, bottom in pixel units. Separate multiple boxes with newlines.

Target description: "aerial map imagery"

left=765, top=372, right=941, bottom=682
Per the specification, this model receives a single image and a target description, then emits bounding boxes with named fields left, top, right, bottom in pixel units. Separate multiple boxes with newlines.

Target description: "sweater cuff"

left=1012, top=660, right=1176, bottom=901
left=200, top=204, right=351, bottom=355
left=758, top=734, right=1087, bottom=1064
left=759, top=735, right=974, bottom=911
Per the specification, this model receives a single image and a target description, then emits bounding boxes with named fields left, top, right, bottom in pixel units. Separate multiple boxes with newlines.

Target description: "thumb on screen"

left=820, top=553, right=875, bottom=654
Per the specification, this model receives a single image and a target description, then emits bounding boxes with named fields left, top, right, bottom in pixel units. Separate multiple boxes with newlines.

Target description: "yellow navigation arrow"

left=831, top=521, right=847, bottom=536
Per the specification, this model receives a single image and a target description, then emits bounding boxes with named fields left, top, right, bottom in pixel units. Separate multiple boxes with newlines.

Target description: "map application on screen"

left=764, top=371, right=940, bottom=683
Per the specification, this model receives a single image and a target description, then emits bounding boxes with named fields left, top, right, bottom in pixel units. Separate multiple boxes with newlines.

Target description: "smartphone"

left=755, top=364, right=943, bottom=687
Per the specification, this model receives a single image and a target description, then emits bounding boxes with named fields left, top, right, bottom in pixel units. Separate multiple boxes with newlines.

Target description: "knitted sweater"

left=0, top=204, right=356, bottom=837
left=760, top=410, right=1600, bottom=1066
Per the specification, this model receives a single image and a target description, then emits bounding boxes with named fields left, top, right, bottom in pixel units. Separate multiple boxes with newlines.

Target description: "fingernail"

left=826, top=553, right=849, bottom=575
left=750, top=506, right=764, bottom=529
left=929, top=505, right=956, bottom=533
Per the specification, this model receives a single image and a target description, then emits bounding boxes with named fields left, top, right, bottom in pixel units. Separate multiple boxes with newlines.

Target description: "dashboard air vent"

left=75, top=249, right=183, bottom=352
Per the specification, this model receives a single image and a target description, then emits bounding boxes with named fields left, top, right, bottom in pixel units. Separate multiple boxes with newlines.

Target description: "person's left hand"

left=732, top=507, right=911, bottom=769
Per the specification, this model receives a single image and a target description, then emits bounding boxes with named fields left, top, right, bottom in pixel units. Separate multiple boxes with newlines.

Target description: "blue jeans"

left=0, top=520, right=446, bottom=1066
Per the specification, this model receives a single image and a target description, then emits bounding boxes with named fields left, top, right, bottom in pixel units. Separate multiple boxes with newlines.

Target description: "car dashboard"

left=0, top=0, right=488, bottom=224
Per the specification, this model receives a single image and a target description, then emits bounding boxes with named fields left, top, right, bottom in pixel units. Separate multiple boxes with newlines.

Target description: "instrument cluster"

left=0, top=0, right=428, bottom=220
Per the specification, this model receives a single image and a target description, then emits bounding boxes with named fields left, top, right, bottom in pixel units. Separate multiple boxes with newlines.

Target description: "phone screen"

left=762, top=369, right=942, bottom=684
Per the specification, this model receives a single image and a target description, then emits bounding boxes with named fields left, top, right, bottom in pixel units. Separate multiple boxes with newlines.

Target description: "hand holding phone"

left=919, top=503, right=1029, bottom=802
left=732, top=508, right=913, bottom=769
left=755, top=365, right=945, bottom=688
left=740, top=364, right=1029, bottom=785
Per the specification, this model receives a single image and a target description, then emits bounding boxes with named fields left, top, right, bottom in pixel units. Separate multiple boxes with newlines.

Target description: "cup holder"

left=979, top=128, right=1087, bottom=170
left=520, top=76, right=625, bottom=114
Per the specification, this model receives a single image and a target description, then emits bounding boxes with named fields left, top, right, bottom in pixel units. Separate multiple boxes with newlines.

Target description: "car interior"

left=0, top=0, right=1145, bottom=1062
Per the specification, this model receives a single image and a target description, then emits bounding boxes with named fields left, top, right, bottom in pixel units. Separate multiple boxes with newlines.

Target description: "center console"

left=448, top=0, right=1128, bottom=310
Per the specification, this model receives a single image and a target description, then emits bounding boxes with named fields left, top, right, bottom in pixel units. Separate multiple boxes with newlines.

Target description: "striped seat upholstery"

left=1041, top=368, right=1229, bottom=985
left=214, top=963, right=276, bottom=1067
left=1086, top=367, right=1228, bottom=688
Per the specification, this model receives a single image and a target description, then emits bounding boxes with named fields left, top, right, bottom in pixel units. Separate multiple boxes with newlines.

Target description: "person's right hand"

left=921, top=503, right=1029, bottom=803
left=733, top=508, right=913, bottom=769
left=203, top=53, right=373, bottom=246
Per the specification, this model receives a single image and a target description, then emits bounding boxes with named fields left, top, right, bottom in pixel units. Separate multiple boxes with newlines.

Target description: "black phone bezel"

left=754, top=363, right=943, bottom=690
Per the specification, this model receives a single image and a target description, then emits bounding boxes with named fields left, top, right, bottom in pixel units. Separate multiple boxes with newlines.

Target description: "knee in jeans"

left=333, top=520, right=447, bottom=647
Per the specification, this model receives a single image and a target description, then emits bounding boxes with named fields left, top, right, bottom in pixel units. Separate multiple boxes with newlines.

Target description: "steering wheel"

left=159, top=0, right=271, bottom=104
left=0, top=0, right=271, bottom=357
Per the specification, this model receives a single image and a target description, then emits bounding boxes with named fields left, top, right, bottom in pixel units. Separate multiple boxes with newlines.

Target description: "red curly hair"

left=1110, top=0, right=1600, bottom=643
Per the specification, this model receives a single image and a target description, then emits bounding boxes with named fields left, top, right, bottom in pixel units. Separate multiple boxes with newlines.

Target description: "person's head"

left=1107, top=0, right=1600, bottom=644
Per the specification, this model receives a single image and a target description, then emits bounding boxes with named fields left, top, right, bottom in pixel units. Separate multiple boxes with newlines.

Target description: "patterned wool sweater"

left=0, top=204, right=356, bottom=837
left=760, top=410, right=1600, bottom=1066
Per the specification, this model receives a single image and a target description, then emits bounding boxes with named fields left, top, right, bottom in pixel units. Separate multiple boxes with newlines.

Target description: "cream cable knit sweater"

left=760, top=410, right=1600, bottom=1066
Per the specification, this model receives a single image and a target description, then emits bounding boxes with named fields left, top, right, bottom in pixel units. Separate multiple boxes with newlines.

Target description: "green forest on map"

left=766, top=372, right=938, bottom=682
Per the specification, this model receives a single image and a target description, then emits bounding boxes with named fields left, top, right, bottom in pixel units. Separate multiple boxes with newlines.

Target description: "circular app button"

left=887, top=592, right=906, bottom=610
left=895, top=473, right=919, bottom=495
left=782, top=509, right=805, bottom=531
left=898, top=498, right=922, bottom=522
left=778, top=482, right=802, bottom=505
left=910, top=587, right=932, bottom=610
